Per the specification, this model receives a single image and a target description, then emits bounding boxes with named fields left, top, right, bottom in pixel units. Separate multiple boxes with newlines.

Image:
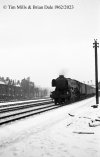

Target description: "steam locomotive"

left=50, top=75, right=95, bottom=105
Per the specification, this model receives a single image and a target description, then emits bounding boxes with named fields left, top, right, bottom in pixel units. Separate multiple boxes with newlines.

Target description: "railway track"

left=0, top=98, right=60, bottom=125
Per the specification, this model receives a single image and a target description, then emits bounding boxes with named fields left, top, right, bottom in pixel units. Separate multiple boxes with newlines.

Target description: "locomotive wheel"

left=54, top=98, right=61, bottom=105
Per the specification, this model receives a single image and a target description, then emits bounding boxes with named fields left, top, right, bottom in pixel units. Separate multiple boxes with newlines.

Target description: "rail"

left=0, top=98, right=59, bottom=125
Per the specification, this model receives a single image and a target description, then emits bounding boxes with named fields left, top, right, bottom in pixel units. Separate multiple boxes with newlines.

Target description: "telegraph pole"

left=93, top=39, right=99, bottom=104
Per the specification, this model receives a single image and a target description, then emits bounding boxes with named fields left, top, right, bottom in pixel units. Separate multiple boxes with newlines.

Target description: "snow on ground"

left=0, top=97, right=100, bottom=157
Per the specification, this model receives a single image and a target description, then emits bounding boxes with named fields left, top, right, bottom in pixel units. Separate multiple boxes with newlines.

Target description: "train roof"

left=67, top=78, right=95, bottom=88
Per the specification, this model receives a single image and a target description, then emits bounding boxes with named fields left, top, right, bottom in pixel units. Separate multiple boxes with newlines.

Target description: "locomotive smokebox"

left=56, top=75, right=68, bottom=90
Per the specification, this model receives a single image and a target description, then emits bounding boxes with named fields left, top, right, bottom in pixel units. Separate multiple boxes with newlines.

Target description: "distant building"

left=0, top=80, right=5, bottom=85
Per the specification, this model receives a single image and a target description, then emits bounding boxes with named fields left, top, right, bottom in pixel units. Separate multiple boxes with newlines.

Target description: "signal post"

left=93, top=39, right=99, bottom=105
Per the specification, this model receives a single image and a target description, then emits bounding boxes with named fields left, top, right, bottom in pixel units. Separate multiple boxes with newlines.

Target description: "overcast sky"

left=0, top=0, right=100, bottom=88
